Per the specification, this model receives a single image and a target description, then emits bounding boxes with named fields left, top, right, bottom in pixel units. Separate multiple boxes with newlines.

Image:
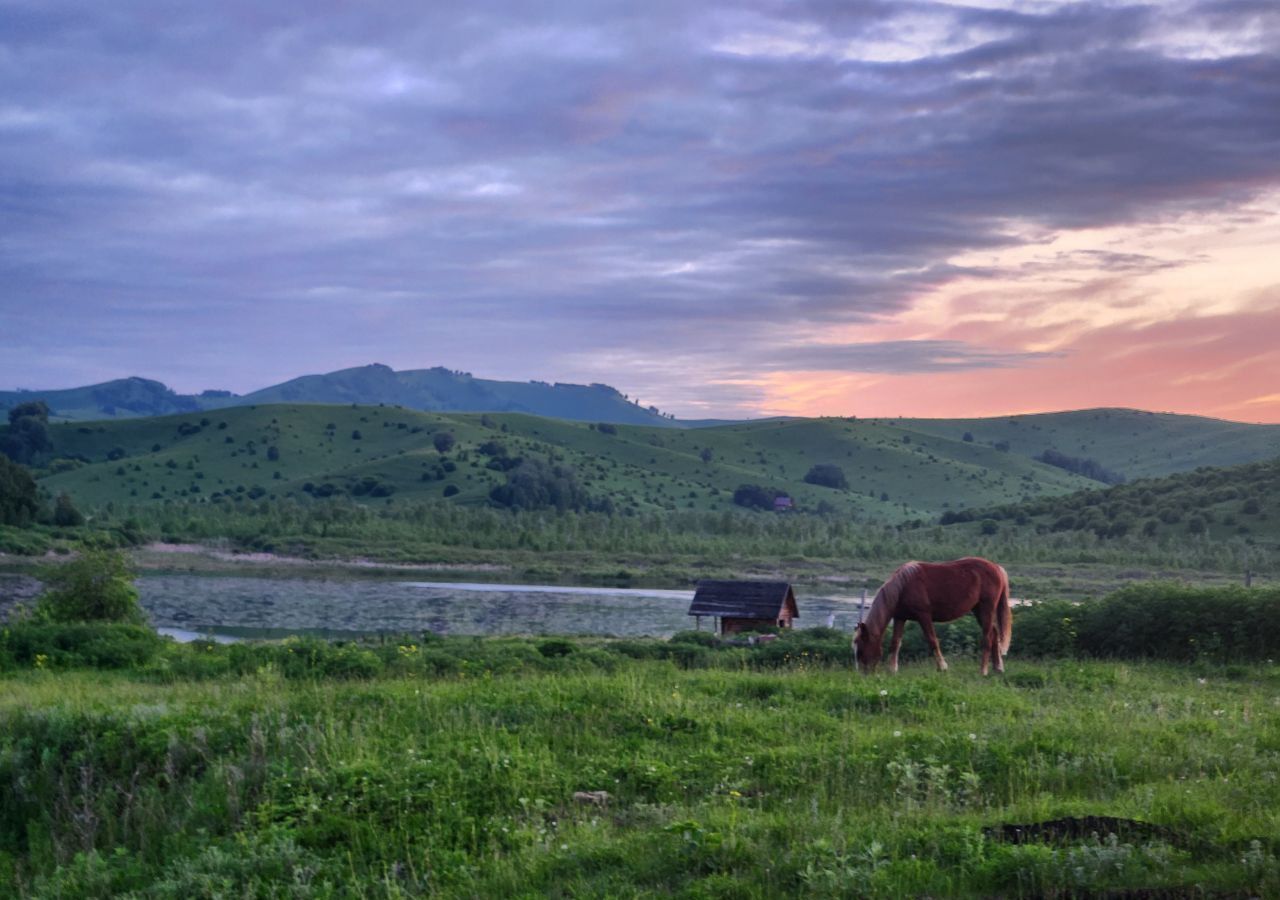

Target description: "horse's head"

left=852, top=622, right=882, bottom=674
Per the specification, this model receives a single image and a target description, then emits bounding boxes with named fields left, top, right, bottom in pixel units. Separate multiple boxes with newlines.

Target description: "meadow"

left=3, top=594, right=1280, bottom=898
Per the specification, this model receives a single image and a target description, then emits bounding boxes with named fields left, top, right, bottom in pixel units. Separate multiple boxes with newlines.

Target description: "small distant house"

left=688, top=581, right=799, bottom=635
left=773, top=494, right=794, bottom=512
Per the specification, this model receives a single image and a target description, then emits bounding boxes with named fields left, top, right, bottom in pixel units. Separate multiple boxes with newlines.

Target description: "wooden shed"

left=688, top=580, right=799, bottom=635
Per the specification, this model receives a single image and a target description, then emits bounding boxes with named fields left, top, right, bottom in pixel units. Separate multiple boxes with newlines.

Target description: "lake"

left=136, top=573, right=870, bottom=640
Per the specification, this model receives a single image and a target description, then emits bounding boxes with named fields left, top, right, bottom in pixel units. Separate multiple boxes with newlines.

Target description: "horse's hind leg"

left=976, top=608, right=992, bottom=676
left=918, top=614, right=947, bottom=672
left=975, top=605, right=1003, bottom=676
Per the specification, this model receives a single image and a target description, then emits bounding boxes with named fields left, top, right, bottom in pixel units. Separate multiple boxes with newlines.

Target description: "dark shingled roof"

left=688, top=580, right=798, bottom=619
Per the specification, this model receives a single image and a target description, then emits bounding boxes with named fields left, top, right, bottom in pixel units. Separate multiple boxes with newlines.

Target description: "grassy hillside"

left=936, top=455, right=1280, bottom=551
left=900, top=408, right=1280, bottom=480
left=33, top=405, right=1101, bottom=521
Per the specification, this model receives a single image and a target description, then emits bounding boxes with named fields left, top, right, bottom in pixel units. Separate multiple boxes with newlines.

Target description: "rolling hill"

left=898, top=408, right=1280, bottom=480
left=33, top=405, right=1101, bottom=521
left=937, top=454, right=1280, bottom=547
left=8, top=400, right=1277, bottom=525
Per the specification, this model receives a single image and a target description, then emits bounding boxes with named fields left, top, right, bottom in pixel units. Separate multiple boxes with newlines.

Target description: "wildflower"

left=879, top=689, right=888, bottom=697
left=893, top=730, right=902, bottom=737
left=729, top=789, right=742, bottom=798
left=968, top=733, right=978, bottom=741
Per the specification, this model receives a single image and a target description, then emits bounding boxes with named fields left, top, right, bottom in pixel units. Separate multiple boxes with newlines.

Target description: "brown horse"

left=853, top=557, right=1011, bottom=675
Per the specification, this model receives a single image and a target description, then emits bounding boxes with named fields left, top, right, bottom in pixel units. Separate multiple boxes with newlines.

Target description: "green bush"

left=35, top=549, right=145, bottom=624
left=1009, top=584, right=1280, bottom=662
left=0, top=622, right=164, bottom=670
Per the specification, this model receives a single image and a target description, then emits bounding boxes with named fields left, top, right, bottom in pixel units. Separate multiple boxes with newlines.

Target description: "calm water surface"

left=138, top=574, right=869, bottom=640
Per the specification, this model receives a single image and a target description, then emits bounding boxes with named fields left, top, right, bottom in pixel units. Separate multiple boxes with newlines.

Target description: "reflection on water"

left=140, top=575, right=868, bottom=640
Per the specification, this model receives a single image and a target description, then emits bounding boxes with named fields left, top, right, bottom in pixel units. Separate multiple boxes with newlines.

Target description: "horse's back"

left=911, top=557, right=1005, bottom=620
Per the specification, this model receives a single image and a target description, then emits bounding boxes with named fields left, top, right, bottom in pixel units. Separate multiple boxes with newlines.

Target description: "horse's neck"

left=864, top=588, right=895, bottom=637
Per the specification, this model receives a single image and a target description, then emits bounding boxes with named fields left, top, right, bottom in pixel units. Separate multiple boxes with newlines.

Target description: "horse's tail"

left=996, top=565, right=1012, bottom=654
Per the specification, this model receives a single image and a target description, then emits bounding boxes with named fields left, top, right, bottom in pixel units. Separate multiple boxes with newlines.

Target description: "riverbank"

left=2, top=540, right=1264, bottom=606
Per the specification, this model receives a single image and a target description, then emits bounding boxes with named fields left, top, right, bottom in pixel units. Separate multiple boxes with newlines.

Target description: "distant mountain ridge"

left=0, top=364, right=677, bottom=427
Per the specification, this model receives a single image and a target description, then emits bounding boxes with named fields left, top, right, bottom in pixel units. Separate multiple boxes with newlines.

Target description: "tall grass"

left=3, top=644, right=1279, bottom=896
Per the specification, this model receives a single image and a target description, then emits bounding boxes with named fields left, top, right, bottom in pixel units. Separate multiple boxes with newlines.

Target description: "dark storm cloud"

left=2, top=0, right=1278, bottom=411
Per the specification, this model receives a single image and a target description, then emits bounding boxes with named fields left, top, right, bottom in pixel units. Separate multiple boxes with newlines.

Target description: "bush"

left=35, top=549, right=145, bottom=624
left=732, top=484, right=777, bottom=511
left=803, top=464, right=849, bottom=490
left=52, top=492, right=85, bottom=527
left=1009, top=585, right=1280, bottom=662
left=0, top=455, right=40, bottom=526
left=0, top=622, right=164, bottom=670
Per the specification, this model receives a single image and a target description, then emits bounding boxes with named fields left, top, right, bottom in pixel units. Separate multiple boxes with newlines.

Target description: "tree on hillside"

left=36, top=548, right=145, bottom=624
left=803, top=463, right=849, bottom=490
left=732, top=484, right=777, bottom=511
left=0, top=455, right=41, bottom=526
left=1, top=400, right=53, bottom=466
left=1036, top=448, right=1125, bottom=485
left=52, top=492, right=84, bottom=527
left=433, top=431, right=456, bottom=454
left=489, top=458, right=599, bottom=512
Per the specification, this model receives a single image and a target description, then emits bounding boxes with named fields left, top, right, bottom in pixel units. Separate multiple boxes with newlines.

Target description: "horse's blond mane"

left=882, top=561, right=921, bottom=604
left=861, top=561, right=921, bottom=636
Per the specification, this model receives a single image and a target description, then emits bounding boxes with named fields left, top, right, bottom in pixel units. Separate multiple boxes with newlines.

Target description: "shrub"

left=803, top=464, right=849, bottom=490
left=0, top=455, right=40, bottom=526
left=35, top=549, right=145, bottom=624
left=732, top=484, right=776, bottom=511
left=52, top=492, right=85, bottom=527
left=0, top=622, right=164, bottom=670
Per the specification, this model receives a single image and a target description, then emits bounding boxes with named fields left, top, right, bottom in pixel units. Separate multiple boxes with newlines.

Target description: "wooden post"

left=1245, top=570, right=1254, bottom=588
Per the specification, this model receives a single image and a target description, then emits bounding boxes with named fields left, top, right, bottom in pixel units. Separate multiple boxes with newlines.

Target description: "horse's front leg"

left=888, top=618, right=906, bottom=673
left=918, top=614, right=947, bottom=672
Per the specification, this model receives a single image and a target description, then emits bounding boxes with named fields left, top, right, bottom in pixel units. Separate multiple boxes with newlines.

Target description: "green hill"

left=938, top=455, right=1280, bottom=547
left=33, top=405, right=1101, bottom=521
left=898, top=408, right=1280, bottom=480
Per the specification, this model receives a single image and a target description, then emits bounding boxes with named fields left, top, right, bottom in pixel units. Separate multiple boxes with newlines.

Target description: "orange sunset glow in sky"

left=755, top=194, right=1280, bottom=422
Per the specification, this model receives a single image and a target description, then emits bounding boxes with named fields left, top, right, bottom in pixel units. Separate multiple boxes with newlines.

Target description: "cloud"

left=0, top=1, right=1277, bottom=417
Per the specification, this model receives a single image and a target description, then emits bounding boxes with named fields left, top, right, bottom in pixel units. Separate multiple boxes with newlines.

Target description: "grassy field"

left=2, top=637, right=1279, bottom=898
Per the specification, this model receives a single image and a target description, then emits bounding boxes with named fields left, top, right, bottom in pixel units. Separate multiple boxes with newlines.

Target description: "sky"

left=2, top=0, right=1279, bottom=422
